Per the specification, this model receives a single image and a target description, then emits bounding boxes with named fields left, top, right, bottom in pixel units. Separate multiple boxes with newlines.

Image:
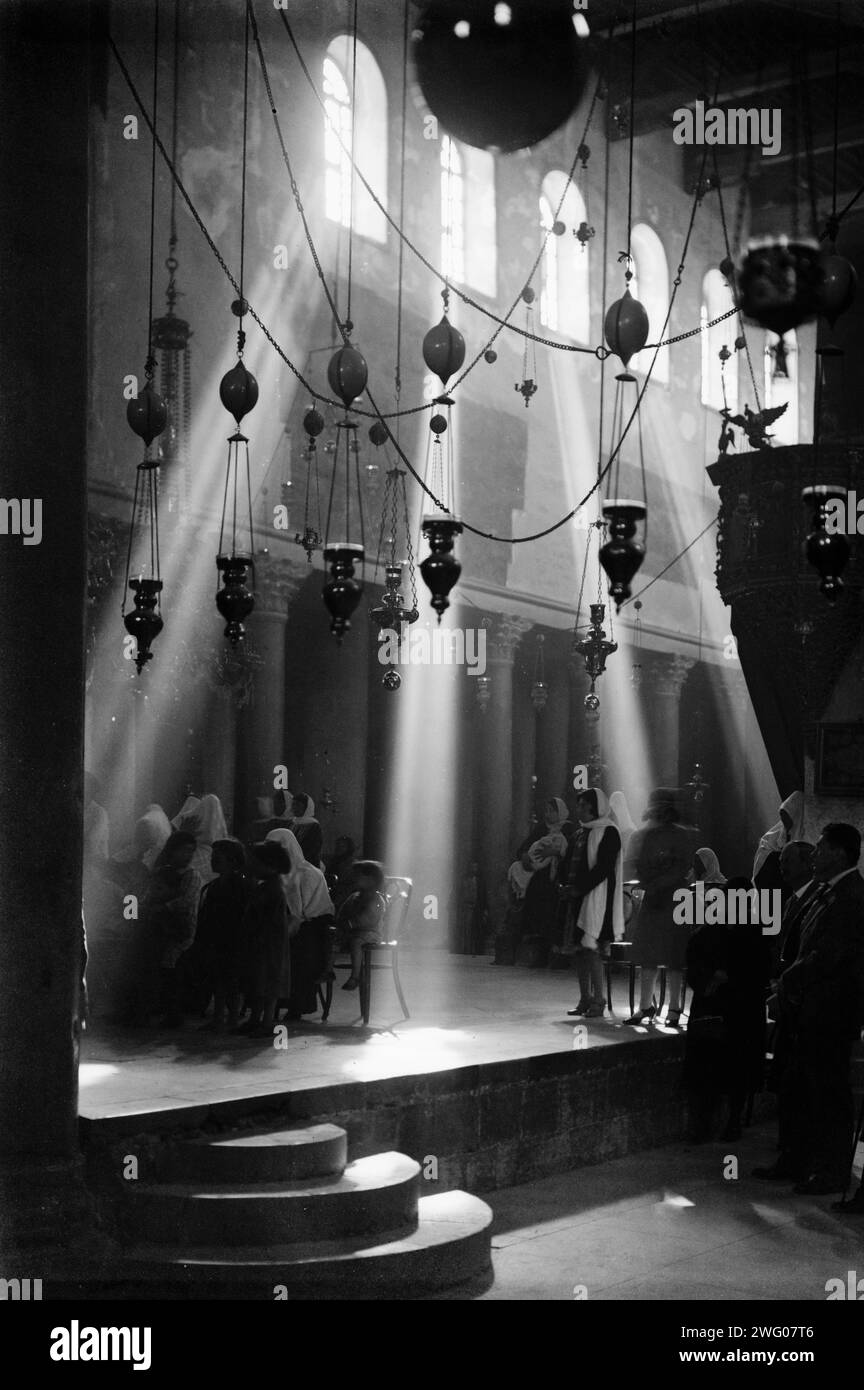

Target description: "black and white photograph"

left=2, top=0, right=864, bottom=1348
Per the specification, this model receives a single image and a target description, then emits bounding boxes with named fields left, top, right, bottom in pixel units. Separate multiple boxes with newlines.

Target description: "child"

left=335, top=860, right=386, bottom=990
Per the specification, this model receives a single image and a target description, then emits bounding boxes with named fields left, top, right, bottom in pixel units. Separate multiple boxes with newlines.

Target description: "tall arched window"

left=323, top=37, right=387, bottom=243
left=763, top=331, right=799, bottom=445
left=441, top=135, right=465, bottom=285
left=701, top=269, right=738, bottom=411
left=629, top=223, right=669, bottom=382
left=539, top=171, right=589, bottom=342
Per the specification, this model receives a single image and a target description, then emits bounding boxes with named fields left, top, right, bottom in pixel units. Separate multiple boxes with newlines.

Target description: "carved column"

left=646, top=653, right=695, bottom=786
left=237, top=555, right=306, bottom=833
left=478, top=615, right=532, bottom=904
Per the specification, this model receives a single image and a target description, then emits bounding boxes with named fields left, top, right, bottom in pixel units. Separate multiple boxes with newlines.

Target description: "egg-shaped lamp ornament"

left=604, top=290, right=649, bottom=370
left=736, top=240, right=823, bottom=336
left=323, top=542, right=365, bottom=640
left=412, top=1, right=585, bottom=154
left=123, top=577, right=164, bottom=674
left=219, top=361, right=259, bottom=426
left=215, top=554, right=255, bottom=645
left=599, top=499, right=646, bottom=610
left=327, top=343, right=368, bottom=410
left=303, top=406, right=325, bottom=438
left=422, top=315, right=466, bottom=389
left=801, top=485, right=851, bottom=604
left=127, top=383, right=168, bottom=448
left=420, top=514, right=463, bottom=621
left=369, top=420, right=389, bottom=446
left=815, top=250, right=858, bottom=356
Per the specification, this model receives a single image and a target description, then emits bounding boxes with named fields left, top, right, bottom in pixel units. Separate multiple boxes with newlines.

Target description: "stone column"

left=237, top=555, right=306, bottom=832
left=646, top=653, right=695, bottom=786
left=0, top=0, right=98, bottom=1261
left=534, top=635, right=571, bottom=804
left=478, top=615, right=532, bottom=901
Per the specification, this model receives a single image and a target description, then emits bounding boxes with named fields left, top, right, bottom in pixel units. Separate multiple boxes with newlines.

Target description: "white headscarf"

left=508, top=859, right=533, bottom=899
left=182, top=793, right=228, bottom=846
left=266, top=828, right=333, bottom=920
left=753, top=791, right=804, bottom=879
left=545, top=797, right=569, bottom=831
left=134, top=804, right=172, bottom=870
left=171, top=794, right=200, bottom=830
left=695, top=846, right=726, bottom=885
left=577, top=787, right=624, bottom=948
left=609, top=791, right=637, bottom=855
left=290, top=794, right=317, bottom=825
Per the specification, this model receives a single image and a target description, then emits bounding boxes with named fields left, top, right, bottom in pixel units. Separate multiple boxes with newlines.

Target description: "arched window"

left=539, top=171, right=589, bottom=342
left=629, top=223, right=669, bottom=382
left=701, top=269, right=738, bottom=411
left=763, top=331, right=799, bottom=445
left=324, top=37, right=387, bottom=243
left=441, top=135, right=465, bottom=285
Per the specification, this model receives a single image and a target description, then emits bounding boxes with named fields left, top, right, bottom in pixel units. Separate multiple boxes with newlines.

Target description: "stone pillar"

left=201, top=686, right=238, bottom=828
left=237, top=555, right=305, bottom=831
left=478, top=615, right=532, bottom=899
left=534, top=635, right=571, bottom=803
left=0, top=0, right=98, bottom=1261
left=646, top=654, right=695, bottom=786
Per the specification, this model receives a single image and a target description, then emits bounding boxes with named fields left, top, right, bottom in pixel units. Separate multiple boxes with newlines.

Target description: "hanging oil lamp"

left=815, top=228, right=858, bottom=357
left=604, top=272, right=649, bottom=370
left=295, top=405, right=324, bottom=561
left=215, top=319, right=258, bottom=646
left=573, top=603, right=617, bottom=710
left=801, top=484, right=850, bottom=603
left=321, top=337, right=369, bottom=639
left=728, top=238, right=823, bottom=336
left=323, top=543, right=365, bottom=639
left=515, top=286, right=538, bottom=406
left=599, top=499, right=646, bottom=610
left=421, top=510, right=463, bottom=622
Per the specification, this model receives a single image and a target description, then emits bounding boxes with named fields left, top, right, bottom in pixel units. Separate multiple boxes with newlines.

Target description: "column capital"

left=253, top=553, right=308, bottom=617
left=649, top=652, right=695, bottom=698
left=488, top=612, right=533, bottom=663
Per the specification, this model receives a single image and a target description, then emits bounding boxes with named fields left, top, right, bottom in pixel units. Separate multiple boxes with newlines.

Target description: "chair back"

left=382, top=876, right=412, bottom=941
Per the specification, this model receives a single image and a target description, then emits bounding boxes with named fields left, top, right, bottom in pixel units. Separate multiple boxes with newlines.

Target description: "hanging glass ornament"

left=215, top=340, right=258, bottom=646
left=322, top=543, right=364, bottom=639
left=815, top=248, right=858, bottom=356
left=599, top=499, right=646, bottom=610
left=801, top=485, right=850, bottom=603
left=124, top=575, right=163, bottom=676
left=604, top=289, right=649, bottom=370
left=422, top=294, right=466, bottom=389
left=574, top=603, right=617, bottom=711
left=382, top=668, right=402, bottom=692
left=412, top=0, right=585, bottom=154
left=127, top=380, right=168, bottom=449
left=420, top=515, right=462, bottom=621
left=515, top=285, right=538, bottom=406
left=530, top=633, right=548, bottom=711
left=484, top=348, right=498, bottom=364
left=731, top=239, right=823, bottom=336
left=370, top=562, right=419, bottom=639
left=327, top=340, right=369, bottom=409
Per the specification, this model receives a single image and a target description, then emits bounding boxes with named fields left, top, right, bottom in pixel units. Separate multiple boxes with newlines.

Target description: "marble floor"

left=465, top=1123, right=864, bottom=1302
left=80, top=948, right=665, bottom=1120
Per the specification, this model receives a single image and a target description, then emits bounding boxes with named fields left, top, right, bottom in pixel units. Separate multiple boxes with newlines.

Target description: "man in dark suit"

left=777, top=840, right=818, bottom=971
left=753, top=823, right=864, bottom=1195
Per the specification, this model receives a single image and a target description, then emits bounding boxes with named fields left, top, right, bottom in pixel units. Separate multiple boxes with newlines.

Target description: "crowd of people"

left=507, top=785, right=864, bottom=1202
left=82, top=783, right=387, bottom=1035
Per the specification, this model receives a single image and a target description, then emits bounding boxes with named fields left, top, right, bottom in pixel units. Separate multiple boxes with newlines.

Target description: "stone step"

left=120, top=1191, right=493, bottom=1298
left=159, top=1123, right=347, bottom=1184
left=120, top=1152, right=420, bottom=1246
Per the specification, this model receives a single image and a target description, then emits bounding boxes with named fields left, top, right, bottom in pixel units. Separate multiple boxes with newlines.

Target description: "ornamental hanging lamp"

left=122, top=0, right=168, bottom=676
left=630, top=597, right=643, bottom=689
left=215, top=10, right=258, bottom=647
left=419, top=288, right=464, bottom=621
left=514, top=286, right=538, bottom=406
left=152, top=0, right=191, bottom=520
left=370, top=460, right=420, bottom=691
left=295, top=405, right=325, bottom=561
left=321, top=337, right=369, bottom=639
left=572, top=520, right=617, bottom=711
left=801, top=484, right=850, bottom=603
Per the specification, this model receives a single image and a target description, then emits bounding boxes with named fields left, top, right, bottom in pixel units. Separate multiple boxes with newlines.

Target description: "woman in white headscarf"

left=609, top=790, right=637, bottom=857
left=171, top=794, right=200, bottom=831
left=752, top=791, right=804, bottom=895
left=692, top=847, right=726, bottom=886
left=265, top=828, right=334, bottom=1017
left=562, top=788, right=624, bottom=1018
left=181, top=793, right=228, bottom=885
left=287, top=792, right=323, bottom=868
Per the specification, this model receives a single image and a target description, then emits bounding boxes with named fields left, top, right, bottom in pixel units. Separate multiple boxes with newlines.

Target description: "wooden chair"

left=318, top=876, right=412, bottom=1026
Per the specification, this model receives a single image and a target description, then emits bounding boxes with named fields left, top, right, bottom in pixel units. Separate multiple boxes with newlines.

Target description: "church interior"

left=2, top=0, right=864, bottom=1310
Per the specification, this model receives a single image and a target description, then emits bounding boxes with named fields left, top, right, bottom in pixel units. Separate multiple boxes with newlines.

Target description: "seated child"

left=335, top=859, right=386, bottom=990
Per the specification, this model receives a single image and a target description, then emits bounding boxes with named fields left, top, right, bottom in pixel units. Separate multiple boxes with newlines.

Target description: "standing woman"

left=140, top=830, right=202, bottom=1028
left=519, top=797, right=573, bottom=965
left=625, top=788, right=698, bottom=1027
left=563, top=788, right=624, bottom=1017
left=242, top=840, right=295, bottom=1037
left=266, top=828, right=334, bottom=1018
left=753, top=791, right=804, bottom=897
left=183, top=793, right=229, bottom=885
